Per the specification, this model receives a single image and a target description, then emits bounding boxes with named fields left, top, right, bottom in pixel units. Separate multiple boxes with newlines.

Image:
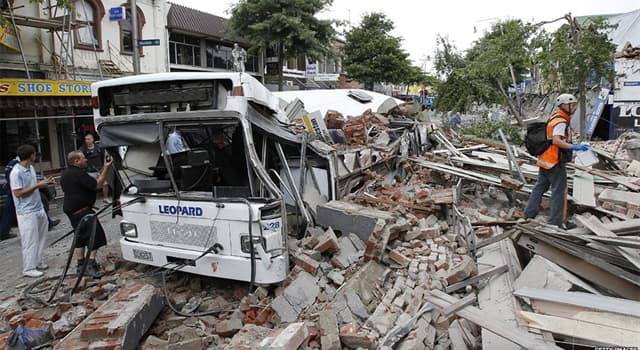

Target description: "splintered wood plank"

left=514, top=287, right=640, bottom=318
left=425, top=290, right=562, bottom=350
left=513, top=255, right=600, bottom=294
left=518, top=311, right=640, bottom=347
left=529, top=300, right=640, bottom=333
left=575, top=215, right=640, bottom=270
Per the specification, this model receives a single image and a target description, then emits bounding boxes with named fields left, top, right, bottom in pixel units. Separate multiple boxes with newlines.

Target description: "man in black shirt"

left=60, top=150, right=112, bottom=278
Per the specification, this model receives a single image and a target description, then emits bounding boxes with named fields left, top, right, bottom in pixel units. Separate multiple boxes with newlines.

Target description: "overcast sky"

left=174, top=0, right=639, bottom=71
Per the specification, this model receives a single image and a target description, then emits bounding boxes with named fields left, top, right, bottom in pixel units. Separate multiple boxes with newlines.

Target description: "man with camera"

left=60, top=150, right=112, bottom=279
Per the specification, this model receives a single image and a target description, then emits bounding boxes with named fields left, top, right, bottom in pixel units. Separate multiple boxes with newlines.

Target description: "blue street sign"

left=137, top=39, right=160, bottom=47
left=109, top=7, right=125, bottom=21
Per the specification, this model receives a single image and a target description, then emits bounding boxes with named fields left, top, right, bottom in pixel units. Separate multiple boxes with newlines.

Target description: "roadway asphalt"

left=0, top=196, right=123, bottom=297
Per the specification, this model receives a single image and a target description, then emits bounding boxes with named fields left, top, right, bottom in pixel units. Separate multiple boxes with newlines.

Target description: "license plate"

left=133, top=249, right=153, bottom=261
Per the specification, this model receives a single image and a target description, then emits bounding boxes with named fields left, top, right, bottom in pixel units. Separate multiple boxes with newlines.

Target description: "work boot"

left=558, top=221, right=577, bottom=230
left=76, top=259, right=86, bottom=276
left=85, top=259, right=104, bottom=279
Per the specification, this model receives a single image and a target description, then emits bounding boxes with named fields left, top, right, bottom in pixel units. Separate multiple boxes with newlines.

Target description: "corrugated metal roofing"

left=167, top=2, right=249, bottom=45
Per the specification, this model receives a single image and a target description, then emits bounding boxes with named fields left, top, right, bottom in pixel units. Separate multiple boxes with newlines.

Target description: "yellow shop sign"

left=0, top=79, right=92, bottom=96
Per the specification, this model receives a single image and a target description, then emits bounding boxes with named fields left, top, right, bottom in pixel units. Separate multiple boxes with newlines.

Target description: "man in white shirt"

left=10, top=145, right=56, bottom=277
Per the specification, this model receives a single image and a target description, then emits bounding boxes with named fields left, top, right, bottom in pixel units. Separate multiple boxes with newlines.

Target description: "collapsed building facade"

left=1, top=71, right=640, bottom=349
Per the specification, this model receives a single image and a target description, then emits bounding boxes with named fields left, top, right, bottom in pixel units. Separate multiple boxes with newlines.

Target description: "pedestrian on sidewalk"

left=80, top=133, right=110, bottom=203
left=9, top=145, right=55, bottom=277
left=2, top=157, right=60, bottom=238
left=60, top=150, right=112, bottom=278
left=524, top=93, right=590, bottom=229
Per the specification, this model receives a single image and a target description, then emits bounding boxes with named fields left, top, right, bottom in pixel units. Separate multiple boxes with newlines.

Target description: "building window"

left=74, top=0, right=104, bottom=50
left=205, top=41, right=232, bottom=69
left=119, top=5, right=145, bottom=55
left=169, top=33, right=201, bottom=66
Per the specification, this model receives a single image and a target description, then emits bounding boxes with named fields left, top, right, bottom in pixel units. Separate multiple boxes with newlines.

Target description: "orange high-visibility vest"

left=536, top=110, right=572, bottom=170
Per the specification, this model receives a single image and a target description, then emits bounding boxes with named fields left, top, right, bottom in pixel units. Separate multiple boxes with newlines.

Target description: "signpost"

left=137, top=39, right=160, bottom=47
left=109, top=7, right=126, bottom=21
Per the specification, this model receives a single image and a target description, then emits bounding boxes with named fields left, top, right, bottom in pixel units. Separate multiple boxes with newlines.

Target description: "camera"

left=105, top=155, right=112, bottom=162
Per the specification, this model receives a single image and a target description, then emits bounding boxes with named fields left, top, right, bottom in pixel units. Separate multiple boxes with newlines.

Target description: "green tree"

left=434, top=21, right=532, bottom=125
left=532, top=15, right=616, bottom=139
left=228, top=0, right=335, bottom=91
left=342, top=12, right=414, bottom=90
left=432, top=35, right=484, bottom=114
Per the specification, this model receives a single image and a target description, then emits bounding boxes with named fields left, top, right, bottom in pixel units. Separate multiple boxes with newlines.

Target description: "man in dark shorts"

left=60, top=150, right=112, bottom=278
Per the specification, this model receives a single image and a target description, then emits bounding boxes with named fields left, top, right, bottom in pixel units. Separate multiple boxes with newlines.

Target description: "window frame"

left=73, top=0, right=105, bottom=51
left=118, top=4, right=146, bottom=56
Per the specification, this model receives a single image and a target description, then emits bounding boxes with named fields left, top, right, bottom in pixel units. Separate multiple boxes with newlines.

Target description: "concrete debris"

left=3, top=121, right=640, bottom=350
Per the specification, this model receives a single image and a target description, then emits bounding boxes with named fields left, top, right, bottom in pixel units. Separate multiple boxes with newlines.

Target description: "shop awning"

left=0, top=96, right=91, bottom=109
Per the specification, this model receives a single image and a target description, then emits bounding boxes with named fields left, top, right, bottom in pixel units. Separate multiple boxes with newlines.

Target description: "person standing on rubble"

left=524, top=93, right=590, bottom=229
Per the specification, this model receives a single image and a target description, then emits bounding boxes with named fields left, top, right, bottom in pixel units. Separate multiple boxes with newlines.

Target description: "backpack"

left=524, top=115, right=564, bottom=156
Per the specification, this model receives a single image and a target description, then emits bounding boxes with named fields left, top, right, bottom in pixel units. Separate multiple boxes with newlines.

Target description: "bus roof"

left=91, top=72, right=287, bottom=123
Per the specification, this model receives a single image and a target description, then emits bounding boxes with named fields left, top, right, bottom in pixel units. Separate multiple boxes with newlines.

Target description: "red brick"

left=268, top=322, right=308, bottom=350
left=292, top=252, right=320, bottom=274
left=388, top=249, right=411, bottom=267
left=339, top=323, right=375, bottom=349
left=313, top=228, right=339, bottom=254
left=88, top=338, right=122, bottom=350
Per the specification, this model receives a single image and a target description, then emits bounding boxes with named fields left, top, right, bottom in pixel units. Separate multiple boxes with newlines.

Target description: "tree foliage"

left=532, top=16, right=616, bottom=137
left=228, top=0, right=335, bottom=91
left=342, top=12, right=415, bottom=90
left=434, top=20, right=532, bottom=124
left=532, top=16, right=616, bottom=93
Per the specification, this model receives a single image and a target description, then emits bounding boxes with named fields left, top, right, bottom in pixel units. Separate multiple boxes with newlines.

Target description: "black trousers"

left=67, top=208, right=107, bottom=250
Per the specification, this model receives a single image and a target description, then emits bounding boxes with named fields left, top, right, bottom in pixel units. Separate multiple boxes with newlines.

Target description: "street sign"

left=109, top=7, right=126, bottom=21
left=137, top=39, right=160, bottom=47
left=314, top=73, right=339, bottom=81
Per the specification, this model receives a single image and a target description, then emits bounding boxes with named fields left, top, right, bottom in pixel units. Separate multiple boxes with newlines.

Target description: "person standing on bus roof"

left=60, top=150, right=112, bottom=279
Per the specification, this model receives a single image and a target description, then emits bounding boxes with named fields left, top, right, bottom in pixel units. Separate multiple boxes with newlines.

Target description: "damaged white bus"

left=91, top=72, right=423, bottom=285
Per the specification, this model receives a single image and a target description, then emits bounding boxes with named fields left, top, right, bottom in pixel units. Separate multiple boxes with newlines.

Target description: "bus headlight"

left=120, top=221, right=138, bottom=238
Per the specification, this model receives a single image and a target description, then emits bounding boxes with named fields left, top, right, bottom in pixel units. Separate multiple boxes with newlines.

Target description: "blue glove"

left=571, top=143, right=590, bottom=152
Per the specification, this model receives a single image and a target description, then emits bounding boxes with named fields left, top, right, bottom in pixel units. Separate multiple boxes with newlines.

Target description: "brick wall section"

left=56, top=283, right=164, bottom=350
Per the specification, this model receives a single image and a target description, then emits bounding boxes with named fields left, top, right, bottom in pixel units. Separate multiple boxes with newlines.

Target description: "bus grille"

left=150, top=221, right=216, bottom=249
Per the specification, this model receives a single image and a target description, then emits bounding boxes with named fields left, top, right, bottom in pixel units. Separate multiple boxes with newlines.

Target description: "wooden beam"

left=474, top=229, right=516, bottom=250
left=516, top=233, right=640, bottom=300
left=442, top=294, right=477, bottom=317
left=518, top=311, right=639, bottom=347
left=569, top=162, right=640, bottom=191
left=425, top=290, right=562, bottom=350
left=444, top=264, right=508, bottom=294
left=575, top=215, right=640, bottom=270
left=514, top=287, right=640, bottom=318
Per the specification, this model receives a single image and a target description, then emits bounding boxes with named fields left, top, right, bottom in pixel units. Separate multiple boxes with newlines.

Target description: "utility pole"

left=566, top=13, right=586, bottom=141
left=131, top=0, right=140, bottom=74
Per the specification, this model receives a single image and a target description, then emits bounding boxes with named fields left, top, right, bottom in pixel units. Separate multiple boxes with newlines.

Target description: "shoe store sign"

left=0, top=79, right=92, bottom=97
